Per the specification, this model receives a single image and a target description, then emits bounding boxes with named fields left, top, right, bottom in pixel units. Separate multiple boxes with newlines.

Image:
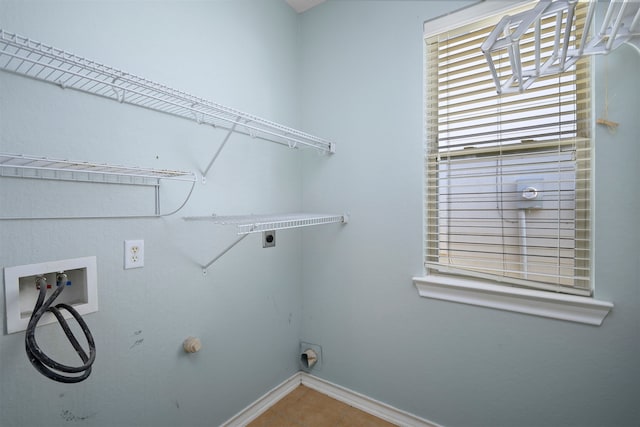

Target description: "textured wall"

left=2, top=1, right=639, bottom=426
left=0, top=1, right=306, bottom=426
left=300, top=2, right=640, bottom=427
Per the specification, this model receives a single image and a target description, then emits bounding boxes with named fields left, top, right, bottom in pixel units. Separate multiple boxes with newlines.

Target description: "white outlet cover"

left=124, top=240, right=144, bottom=269
left=4, top=256, right=98, bottom=334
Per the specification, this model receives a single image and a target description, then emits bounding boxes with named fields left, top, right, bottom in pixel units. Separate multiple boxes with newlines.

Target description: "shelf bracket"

left=190, top=103, right=206, bottom=124
left=201, top=118, right=240, bottom=184
left=154, top=185, right=161, bottom=216
left=115, top=88, right=125, bottom=103
left=201, top=232, right=250, bottom=275
left=106, top=78, right=125, bottom=103
left=285, top=133, right=297, bottom=149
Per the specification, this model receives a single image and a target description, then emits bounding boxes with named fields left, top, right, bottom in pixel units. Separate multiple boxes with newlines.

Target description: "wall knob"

left=183, top=337, right=202, bottom=353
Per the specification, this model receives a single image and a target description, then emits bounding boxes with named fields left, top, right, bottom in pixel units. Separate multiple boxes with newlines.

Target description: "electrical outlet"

left=124, top=240, right=144, bottom=269
left=262, top=231, right=276, bottom=248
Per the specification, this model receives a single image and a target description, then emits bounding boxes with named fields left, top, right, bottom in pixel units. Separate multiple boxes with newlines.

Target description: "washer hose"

left=25, top=274, right=96, bottom=383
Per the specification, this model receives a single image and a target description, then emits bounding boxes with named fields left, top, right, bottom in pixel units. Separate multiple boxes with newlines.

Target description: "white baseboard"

left=221, top=373, right=302, bottom=427
left=221, top=371, right=441, bottom=427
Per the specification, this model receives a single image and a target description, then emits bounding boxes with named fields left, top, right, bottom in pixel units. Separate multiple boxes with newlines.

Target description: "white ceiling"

left=285, top=0, right=326, bottom=13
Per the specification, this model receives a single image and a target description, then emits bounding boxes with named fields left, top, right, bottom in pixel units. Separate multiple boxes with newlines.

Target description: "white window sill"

left=412, top=275, right=613, bottom=326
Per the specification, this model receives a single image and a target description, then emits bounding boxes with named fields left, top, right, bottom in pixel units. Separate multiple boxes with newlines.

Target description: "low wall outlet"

left=124, top=240, right=144, bottom=269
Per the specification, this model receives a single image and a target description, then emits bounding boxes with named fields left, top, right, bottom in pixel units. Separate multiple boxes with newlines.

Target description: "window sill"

left=412, top=275, right=613, bottom=326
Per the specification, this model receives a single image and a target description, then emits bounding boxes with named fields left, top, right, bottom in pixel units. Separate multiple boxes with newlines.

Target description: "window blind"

left=425, top=2, right=591, bottom=296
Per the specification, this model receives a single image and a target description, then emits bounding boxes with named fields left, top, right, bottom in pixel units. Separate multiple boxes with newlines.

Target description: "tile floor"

left=247, top=385, right=396, bottom=427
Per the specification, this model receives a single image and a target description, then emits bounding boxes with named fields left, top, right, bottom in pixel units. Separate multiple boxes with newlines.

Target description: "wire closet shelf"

left=0, top=153, right=197, bottom=219
left=0, top=29, right=336, bottom=155
left=184, top=213, right=349, bottom=235
left=0, top=153, right=196, bottom=186
left=185, top=213, right=348, bottom=272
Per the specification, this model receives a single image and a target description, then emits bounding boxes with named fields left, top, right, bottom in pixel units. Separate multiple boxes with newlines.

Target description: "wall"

left=300, top=2, right=640, bottom=427
left=2, top=1, right=639, bottom=426
left=0, top=1, right=306, bottom=426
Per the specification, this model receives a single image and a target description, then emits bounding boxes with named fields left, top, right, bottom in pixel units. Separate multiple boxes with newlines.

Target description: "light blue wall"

left=300, top=2, right=640, bottom=427
left=2, top=1, right=639, bottom=427
left=0, top=1, right=305, bottom=426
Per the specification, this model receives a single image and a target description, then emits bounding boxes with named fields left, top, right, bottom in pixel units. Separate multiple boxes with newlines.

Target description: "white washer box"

left=4, top=256, right=98, bottom=334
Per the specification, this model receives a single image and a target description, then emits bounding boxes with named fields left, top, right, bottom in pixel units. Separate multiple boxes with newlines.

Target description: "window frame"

left=413, top=0, right=613, bottom=325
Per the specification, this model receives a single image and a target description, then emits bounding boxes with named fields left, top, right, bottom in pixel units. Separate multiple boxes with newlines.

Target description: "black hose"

left=24, top=274, right=96, bottom=383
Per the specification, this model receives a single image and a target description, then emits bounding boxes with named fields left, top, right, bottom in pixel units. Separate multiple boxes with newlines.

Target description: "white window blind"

left=424, top=3, right=592, bottom=296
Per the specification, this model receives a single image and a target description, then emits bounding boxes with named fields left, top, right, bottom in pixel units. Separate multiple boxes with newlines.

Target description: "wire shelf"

left=184, top=213, right=348, bottom=234
left=0, top=29, right=336, bottom=154
left=0, top=153, right=196, bottom=186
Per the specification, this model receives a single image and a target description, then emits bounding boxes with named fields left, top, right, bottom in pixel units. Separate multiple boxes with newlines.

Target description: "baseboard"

left=221, top=371, right=441, bottom=427
left=221, top=372, right=302, bottom=427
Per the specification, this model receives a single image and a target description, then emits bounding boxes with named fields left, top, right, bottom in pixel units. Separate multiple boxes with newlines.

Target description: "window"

left=423, top=2, right=591, bottom=296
